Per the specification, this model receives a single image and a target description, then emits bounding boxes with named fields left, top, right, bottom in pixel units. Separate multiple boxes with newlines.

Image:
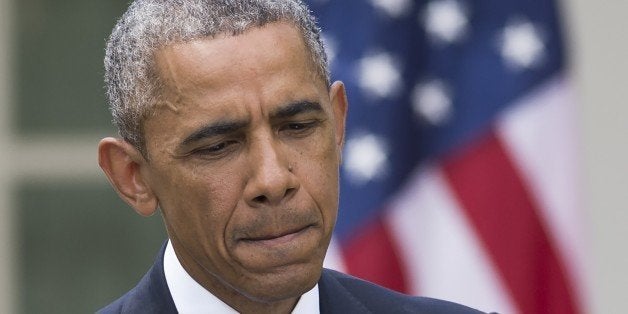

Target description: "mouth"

left=240, top=224, right=314, bottom=247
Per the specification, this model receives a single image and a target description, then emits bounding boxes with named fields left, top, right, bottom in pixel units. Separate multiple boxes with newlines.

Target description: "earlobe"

left=98, top=137, right=159, bottom=217
left=329, top=81, right=348, bottom=157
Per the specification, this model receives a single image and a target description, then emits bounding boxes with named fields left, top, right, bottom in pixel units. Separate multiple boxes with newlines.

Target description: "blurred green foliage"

left=18, top=184, right=166, bottom=314
left=13, top=1, right=168, bottom=313
left=14, top=0, right=127, bottom=134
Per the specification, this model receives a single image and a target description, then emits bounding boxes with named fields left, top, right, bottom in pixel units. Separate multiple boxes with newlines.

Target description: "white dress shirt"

left=164, top=241, right=320, bottom=314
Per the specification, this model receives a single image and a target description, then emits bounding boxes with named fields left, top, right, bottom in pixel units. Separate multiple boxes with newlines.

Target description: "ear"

left=98, top=137, right=158, bottom=217
left=329, top=81, right=348, bottom=159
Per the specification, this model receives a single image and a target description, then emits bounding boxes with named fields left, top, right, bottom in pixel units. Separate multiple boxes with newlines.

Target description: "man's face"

left=140, top=22, right=346, bottom=303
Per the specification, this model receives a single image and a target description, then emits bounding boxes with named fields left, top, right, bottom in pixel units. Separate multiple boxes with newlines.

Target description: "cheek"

left=155, top=165, right=243, bottom=235
left=298, top=137, right=340, bottom=220
left=159, top=167, right=248, bottom=266
left=191, top=171, right=239, bottom=215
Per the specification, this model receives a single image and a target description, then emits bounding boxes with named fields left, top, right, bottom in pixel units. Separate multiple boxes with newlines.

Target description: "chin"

left=240, top=260, right=323, bottom=303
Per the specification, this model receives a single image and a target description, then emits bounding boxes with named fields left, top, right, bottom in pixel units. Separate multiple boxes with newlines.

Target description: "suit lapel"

left=318, top=269, right=371, bottom=314
left=130, top=241, right=178, bottom=313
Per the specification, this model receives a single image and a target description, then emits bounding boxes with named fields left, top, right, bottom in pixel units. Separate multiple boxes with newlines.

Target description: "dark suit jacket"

left=99, top=243, right=485, bottom=313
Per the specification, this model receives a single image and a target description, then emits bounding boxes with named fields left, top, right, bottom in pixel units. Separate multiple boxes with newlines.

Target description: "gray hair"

left=104, top=0, right=330, bottom=155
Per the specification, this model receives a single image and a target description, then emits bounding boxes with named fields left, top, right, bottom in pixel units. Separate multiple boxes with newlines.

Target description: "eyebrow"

left=179, top=101, right=323, bottom=147
left=181, top=120, right=248, bottom=146
left=270, top=101, right=323, bottom=120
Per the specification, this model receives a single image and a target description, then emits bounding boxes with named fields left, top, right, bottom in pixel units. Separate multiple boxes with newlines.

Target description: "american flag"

left=310, top=0, right=589, bottom=313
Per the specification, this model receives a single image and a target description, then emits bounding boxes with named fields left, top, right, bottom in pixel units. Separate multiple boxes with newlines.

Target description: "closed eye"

left=279, top=120, right=321, bottom=136
left=191, top=140, right=239, bottom=158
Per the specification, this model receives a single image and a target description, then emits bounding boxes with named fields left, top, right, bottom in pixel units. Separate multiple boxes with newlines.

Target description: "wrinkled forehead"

left=147, top=22, right=328, bottom=120
left=152, top=22, right=325, bottom=98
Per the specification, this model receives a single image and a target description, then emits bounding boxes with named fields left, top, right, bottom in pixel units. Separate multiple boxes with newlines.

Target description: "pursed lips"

left=239, top=224, right=314, bottom=247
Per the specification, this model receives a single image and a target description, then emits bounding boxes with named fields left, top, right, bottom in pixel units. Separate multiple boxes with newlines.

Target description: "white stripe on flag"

left=385, top=165, right=517, bottom=314
left=497, top=76, right=590, bottom=310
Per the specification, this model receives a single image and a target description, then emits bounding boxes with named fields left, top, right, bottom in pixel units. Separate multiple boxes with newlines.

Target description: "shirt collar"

left=163, top=240, right=320, bottom=314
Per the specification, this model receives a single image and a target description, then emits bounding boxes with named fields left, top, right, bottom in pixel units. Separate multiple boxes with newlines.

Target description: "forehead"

left=153, top=22, right=321, bottom=97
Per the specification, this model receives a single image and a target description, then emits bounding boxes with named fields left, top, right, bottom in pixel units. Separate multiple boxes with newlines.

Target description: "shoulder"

left=98, top=263, right=176, bottom=314
left=320, top=268, right=487, bottom=314
left=98, top=284, right=142, bottom=314
left=97, top=243, right=177, bottom=314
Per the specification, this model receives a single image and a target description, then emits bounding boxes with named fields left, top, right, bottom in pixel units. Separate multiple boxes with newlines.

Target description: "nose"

left=244, top=136, right=299, bottom=207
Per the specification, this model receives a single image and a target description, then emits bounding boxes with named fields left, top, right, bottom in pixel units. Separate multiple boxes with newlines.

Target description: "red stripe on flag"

left=442, top=131, right=579, bottom=314
left=342, top=216, right=409, bottom=293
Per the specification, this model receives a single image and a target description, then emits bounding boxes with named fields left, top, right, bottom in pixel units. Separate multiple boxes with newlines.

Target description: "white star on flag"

left=370, top=0, right=413, bottom=18
left=344, top=133, right=389, bottom=184
left=500, top=18, right=545, bottom=70
left=356, top=52, right=402, bottom=99
left=422, top=0, right=469, bottom=44
left=412, top=80, right=453, bottom=125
